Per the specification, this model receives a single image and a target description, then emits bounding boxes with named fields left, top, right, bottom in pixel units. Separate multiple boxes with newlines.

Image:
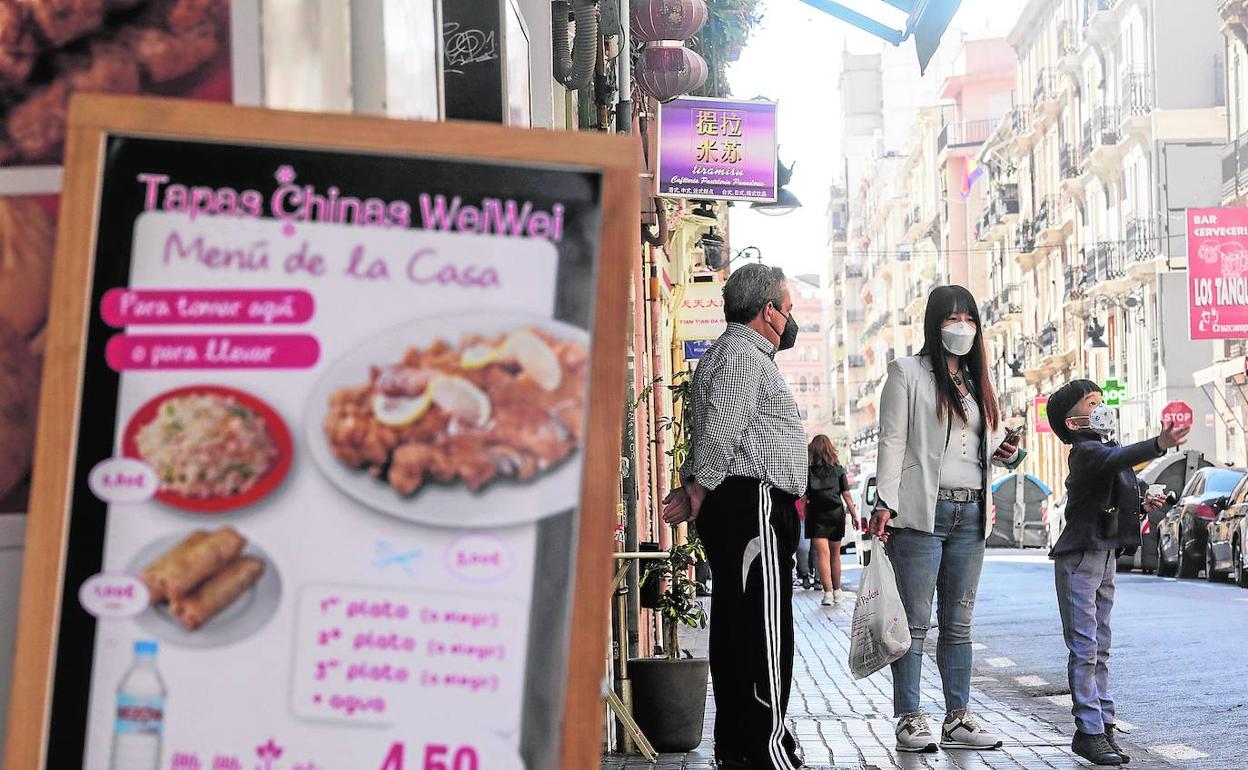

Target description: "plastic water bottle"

left=110, top=640, right=166, bottom=770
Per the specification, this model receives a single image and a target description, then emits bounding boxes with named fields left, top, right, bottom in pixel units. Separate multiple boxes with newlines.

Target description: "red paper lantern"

left=631, top=0, right=709, bottom=42
left=636, top=44, right=708, bottom=103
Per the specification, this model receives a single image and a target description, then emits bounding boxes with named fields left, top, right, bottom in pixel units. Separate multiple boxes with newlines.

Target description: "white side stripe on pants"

left=758, top=483, right=797, bottom=770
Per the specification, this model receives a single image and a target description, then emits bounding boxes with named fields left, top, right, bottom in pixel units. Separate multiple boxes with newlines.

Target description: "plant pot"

left=627, top=657, right=710, bottom=752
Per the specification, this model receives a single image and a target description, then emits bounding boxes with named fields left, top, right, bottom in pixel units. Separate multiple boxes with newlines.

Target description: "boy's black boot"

left=1072, top=730, right=1125, bottom=766
left=1105, top=724, right=1131, bottom=763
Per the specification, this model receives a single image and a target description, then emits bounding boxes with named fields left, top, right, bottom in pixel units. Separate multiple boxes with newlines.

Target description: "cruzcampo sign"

left=657, top=96, right=778, bottom=202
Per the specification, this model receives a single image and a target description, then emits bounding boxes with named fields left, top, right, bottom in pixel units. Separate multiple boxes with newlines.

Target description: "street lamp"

left=1085, top=318, right=1109, bottom=349
left=729, top=245, right=763, bottom=264
left=751, top=156, right=801, bottom=217
left=1084, top=291, right=1147, bottom=327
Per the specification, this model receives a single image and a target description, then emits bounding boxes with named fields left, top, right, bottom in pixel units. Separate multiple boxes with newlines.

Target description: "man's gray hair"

left=723, top=263, right=786, bottom=324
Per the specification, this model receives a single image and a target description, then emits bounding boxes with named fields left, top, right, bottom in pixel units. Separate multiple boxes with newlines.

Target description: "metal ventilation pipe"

left=552, top=0, right=599, bottom=90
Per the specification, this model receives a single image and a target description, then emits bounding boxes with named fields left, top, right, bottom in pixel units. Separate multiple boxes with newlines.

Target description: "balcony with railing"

left=1081, top=106, right=1122, bottom=163
left=1034, top=195, right=1062, bottom=234
left=845, top=265, right=865, bottom=280
left=1058, top=19, right=1079, bottom=56
left=1060, top=143, right=1081, bottom=180
left=904, top=205, right=922, bottom=232
left=1064, top=265, right=1087, bottom=304
left=977, top=183, right=1020, bottom=240
left=851, top=425, right=880, bottom=452
left=864, top=311, right=893, bottom=340
left=1014, top=219, right=1036, bottom=255
left=1122, top=71, right=1154, bottom=117
left=938, top=119, right=998, bottom=152
left=1033, top=68, right=1058, bottom=109
left=1125, top=217, right=1156, bottom=263
left=1010, top=106, right=1030, bottom=137
left=1085, top=242, right=1126, bottom=286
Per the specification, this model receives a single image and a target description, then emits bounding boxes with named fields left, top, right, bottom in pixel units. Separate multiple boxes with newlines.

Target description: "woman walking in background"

left=866, top=285, right=1025, bottom=753
left=806, top=435, right=857, bottom=606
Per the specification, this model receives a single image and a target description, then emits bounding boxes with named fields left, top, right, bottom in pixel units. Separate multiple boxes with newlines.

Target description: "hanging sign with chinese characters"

left=657, top=97, right=777, bottom=201
left=674, top=281, right=726, bottom=340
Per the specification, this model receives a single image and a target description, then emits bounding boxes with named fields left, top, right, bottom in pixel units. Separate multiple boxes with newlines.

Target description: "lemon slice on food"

left=461, top=343, right=501, bottom=369
left=372, top=391, right=432, bottom=427
left=430, top=375, right=491, bottom=427
left=503, top=329, right=561, bottom=391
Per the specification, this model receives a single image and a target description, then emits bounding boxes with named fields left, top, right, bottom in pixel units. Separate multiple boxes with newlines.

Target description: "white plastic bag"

left=848, top=546, right=912, bottom=679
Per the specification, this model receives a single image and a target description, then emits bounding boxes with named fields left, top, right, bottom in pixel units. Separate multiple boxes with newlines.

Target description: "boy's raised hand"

left=1158, top=420, right=1191, bottom=450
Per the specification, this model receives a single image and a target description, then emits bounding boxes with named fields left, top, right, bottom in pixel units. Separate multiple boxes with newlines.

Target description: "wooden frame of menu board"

left=5, top=94, right=636, bottom=770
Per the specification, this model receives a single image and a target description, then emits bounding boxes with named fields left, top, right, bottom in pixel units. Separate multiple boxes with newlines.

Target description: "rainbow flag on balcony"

left=961, top=158, right=984, bottom=200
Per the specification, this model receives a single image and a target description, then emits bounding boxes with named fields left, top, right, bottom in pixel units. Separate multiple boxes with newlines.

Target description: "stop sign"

left=1161, top=401, right=1194, bottom=427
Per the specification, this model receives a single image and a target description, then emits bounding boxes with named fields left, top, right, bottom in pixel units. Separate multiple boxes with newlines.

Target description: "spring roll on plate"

left=137, top=530, right=209, bottom=605
left=149, top=526, right=246, bottom=601
left=170, top=557, right=265, bottom=631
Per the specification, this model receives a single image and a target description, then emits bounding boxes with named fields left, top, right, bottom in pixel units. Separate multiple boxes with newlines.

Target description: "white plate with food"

left=305, top=312, right=591, bottom=528
left=126, top=527, right=281, bottom=648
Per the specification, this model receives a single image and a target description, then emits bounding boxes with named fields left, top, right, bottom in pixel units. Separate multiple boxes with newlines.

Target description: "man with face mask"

left=662, top=263, right=808, bottom=769
left=1046, top=379, right=1190, bottom=766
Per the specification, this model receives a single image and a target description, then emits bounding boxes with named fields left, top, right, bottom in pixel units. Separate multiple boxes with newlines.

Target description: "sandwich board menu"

left=4, top=94, right=635, bottom=770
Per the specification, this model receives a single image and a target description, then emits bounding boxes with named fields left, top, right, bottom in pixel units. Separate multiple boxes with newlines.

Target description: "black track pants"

left=697, top=476, right=802, bottom=769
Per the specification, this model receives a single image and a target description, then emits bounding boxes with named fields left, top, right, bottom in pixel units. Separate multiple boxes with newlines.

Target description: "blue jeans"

left=1054, top=549, right=1116, bottom=734
left=794, top=523, right=815, bottom=580
left=885, top=499, right=986, bottom=717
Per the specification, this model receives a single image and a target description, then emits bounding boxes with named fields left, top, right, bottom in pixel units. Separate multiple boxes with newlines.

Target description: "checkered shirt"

left=679, top=323, right=807, bottom=496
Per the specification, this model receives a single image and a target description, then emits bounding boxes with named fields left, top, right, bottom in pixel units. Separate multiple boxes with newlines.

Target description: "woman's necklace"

left=950, top=370, right=964, bottom=388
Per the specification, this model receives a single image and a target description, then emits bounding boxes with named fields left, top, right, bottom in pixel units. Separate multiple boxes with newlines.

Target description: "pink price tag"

left=101, top=288, right=315, bottom=326
left=105, top=334, right=320, bottom=371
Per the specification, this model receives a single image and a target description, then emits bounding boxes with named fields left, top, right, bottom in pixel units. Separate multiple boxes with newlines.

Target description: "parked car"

left=1206, top=474, right=1248, bottom=586
left=852, top=471, right=877, bottom=566
left=1157, top=467, right=1248, bottom=579
left=1046, top=494, right=1068, bottom=554
left=1120, top=450, right=1212, bottom=573
left=988, top=473, right=1051, bottom=548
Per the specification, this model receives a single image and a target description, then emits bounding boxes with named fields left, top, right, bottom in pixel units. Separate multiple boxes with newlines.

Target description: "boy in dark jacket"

left=1047, top=380, right=1189, bottom=766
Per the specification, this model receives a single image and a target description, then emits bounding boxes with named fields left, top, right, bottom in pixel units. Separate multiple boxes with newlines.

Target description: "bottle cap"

left=135, top=640, right=158, bottom=656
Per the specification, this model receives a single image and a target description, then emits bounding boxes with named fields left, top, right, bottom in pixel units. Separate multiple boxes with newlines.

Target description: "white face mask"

left=1071, top=404, right=1118, bottom=437
left=941, top=321, right=977, bottom=357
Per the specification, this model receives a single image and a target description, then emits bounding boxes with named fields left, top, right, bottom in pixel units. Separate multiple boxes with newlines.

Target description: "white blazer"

left=875, top=355, right=1019, bottom=538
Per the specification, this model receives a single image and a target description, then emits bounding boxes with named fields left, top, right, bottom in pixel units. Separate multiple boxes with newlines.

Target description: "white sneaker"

left=895, top=712, right=938, bottom=753
left=834, top=589, right=845, bottom=603
left=820, top=592, right=834, bottom=606
left=941, top=710, right=1003, bottom=750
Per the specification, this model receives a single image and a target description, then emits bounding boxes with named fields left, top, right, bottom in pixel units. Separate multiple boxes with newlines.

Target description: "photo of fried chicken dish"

left=323, top=327, right=588, bottom=496
left=0, top=0, right=229, bottom=165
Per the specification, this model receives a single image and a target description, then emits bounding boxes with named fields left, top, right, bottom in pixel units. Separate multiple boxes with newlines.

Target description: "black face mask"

left=778, top=312, right=798, bottom=351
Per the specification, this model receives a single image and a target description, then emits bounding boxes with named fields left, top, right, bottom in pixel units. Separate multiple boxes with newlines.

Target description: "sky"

left=724, top=0, right=1029, bottom=281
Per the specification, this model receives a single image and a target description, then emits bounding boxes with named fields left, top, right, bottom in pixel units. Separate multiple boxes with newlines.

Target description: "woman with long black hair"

left=866, top=285, right=1026, bottom=754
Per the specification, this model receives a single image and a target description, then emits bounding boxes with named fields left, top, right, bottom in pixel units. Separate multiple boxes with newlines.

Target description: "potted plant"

left=626, top=370, right=711, bottom=752
left=628, top=537, right=711, bottom=752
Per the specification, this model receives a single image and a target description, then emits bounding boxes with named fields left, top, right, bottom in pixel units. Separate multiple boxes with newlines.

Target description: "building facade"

left=778, top=276, right=831, bottom=440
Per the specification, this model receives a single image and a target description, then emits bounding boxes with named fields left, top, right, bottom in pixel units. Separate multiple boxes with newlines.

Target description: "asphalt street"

left=842, top=548, right=1248, bottom=770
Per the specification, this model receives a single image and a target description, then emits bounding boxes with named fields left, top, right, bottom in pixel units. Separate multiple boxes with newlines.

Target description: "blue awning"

left=991, top=473, right=1053, bottom=496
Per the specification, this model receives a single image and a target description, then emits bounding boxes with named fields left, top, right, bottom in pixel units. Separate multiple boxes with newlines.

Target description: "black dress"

left=806, top=462, right=848, bottom=541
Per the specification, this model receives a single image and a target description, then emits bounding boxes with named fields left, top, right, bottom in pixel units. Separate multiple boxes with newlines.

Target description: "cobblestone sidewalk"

left=602, top=582, right=1181, bottom=770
